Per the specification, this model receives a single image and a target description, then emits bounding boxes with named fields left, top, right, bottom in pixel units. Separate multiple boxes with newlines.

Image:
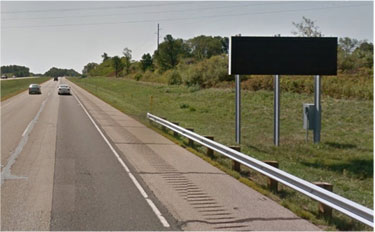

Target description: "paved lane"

left=50, top=85, right=175, bottom=230
left=1, top=78, right=178, bottom=230
left=1, top=79, right=59, bottom=230
left=1, top=80, right=57, bottom=168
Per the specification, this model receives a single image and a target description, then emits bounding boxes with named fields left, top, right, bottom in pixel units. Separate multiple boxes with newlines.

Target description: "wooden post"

left=230, top=146, right=241, bottom=172
left=172, top=122, right=179, bottom=137
left=264, top=160, right=279, bottom=192
left=161, top=117, right=167, bottom=131
left=186, top=128, right=194, bottom=147
left=204, top=136, right=214, bottom=158
left=313, top=182, right=333, bottom=220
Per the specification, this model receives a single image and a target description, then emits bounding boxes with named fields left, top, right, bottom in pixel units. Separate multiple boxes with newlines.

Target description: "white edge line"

left=72, top=92, right=170, bottom=228
left=22, top=121, right=33, bottom=137
left=129, top=173, right=148, bottom=199
left=146, top=199, right=170, bottom=228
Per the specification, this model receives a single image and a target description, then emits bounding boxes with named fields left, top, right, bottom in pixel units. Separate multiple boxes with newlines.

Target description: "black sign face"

left=229, top=36, right=337, bottom=75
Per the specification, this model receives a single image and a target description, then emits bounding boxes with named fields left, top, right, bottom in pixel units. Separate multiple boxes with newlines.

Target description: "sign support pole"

left=314, top=75, right=321, bottom=143
left=235, top=74, right=241, bottom=144
left=274, top=74, right=280, bottom=146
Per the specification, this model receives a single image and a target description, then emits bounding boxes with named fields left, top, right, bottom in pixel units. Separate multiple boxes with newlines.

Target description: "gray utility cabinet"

left=303, top=103, right=315, bottom=130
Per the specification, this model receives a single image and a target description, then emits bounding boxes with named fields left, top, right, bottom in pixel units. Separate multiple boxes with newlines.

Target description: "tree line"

left=1, top=65, right=30, bottom=77
left=1, top=65, right=81, bottom=78
left=82, top=35, right=229, bottom=78
left=83, top=19, right=372, bottom=80
left=44, top=67, right=80, bottom=77
left=82, top=17, right=373, bottom=89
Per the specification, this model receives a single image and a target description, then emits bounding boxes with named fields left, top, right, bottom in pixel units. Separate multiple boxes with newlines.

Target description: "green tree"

left=154, top=34, right=189, bottom=71
left=44, top=67, right=80, bottom=77
left=1, top=65, right=30, bottom=77
left=221, top=37, right=229, bottom=54
left=140, top=53, right=153, bottom=71
left=102, top=53, right=110, bottom=62
left=82, top=62, right=98, bottom=76
left=352, top=41, right=373, bottom=70
left=291, top=16, right=323, bottom=37
left=339, top=37, right=359, bottom=54
left=187, top=35, right=225, bottom=60
left=112, top=56, right=123, bottom=77
left=122, top=47, right=132, bottom=74
left=337, top=38, right=373, bottom=72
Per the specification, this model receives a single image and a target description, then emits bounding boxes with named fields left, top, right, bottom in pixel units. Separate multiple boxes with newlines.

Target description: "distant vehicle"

left=58, top=84, right=71, bottom=95
left=54, top=77, right=58, bottom=81
left=1, top=75, right=7, bottom=79
left=29, top=84, right=41, bottom=94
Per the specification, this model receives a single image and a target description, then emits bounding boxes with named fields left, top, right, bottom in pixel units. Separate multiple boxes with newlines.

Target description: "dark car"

left=54, top=77, right=58, bottom=81
left=29, top=84, right=41, bottom=94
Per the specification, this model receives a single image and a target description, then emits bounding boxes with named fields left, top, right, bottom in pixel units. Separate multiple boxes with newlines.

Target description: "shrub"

left=179, top=55, right=230, bottom=88
left=135, top=73, right=142, bottom=81
left=166, top=70, right=182, bottom=85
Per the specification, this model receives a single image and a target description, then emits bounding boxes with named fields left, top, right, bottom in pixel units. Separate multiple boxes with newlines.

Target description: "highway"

left=1, top=78, right=320, bottom=231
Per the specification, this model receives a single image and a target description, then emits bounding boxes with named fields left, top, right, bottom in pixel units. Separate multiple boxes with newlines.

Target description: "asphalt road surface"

left=1, top=78, right=320, bottom=231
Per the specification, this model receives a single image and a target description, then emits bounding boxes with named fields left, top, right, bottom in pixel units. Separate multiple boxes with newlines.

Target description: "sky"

left=1, top=1, right=373, bottom=74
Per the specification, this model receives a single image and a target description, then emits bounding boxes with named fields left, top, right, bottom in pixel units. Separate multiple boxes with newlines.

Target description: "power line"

left=2, top=2, right=298, bottom=21
left=3, top=3, right=370, bottom=30
left=1, top=2, right=191, bottom=14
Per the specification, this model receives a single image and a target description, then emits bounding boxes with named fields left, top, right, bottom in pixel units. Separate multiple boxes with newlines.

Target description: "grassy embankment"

left=70, top=76, right=373, bottom=231
left=0, top=77, right=51, bottom=101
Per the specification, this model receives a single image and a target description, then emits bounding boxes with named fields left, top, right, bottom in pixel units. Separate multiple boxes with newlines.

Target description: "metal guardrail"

left=147, top=113, right=374, bottom=227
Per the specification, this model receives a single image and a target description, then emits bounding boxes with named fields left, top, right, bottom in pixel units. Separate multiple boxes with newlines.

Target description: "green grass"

left=0, top=77, right=51, bottom=101
left=70, top=76, right=373, bottom=230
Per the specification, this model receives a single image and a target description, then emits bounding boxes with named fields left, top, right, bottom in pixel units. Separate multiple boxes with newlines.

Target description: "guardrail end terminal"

left=313, top=182, right=333, bottom=220
left=264, top=160, right=279, bottom=193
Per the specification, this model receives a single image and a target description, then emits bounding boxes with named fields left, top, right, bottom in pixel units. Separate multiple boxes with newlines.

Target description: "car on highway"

left=29, top=84, right=41, bottom=94
left=1, top=75, right=7, bottom=79
left=54, top=77, right=58, bottom=81
left=58, top=84, right=71, bottom=95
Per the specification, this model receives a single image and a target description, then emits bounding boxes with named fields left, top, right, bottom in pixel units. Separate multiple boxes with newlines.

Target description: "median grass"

left=70, top=76, right=373, bottom=230
left=0, top=77, right=51, bottom=101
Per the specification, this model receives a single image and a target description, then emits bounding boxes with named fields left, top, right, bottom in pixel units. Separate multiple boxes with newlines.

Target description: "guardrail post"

left=186, top=128, right=194, bottom=146
left=172, top=122, right=179, bottom=137
left=204, top=136, right=214, bottom=158
left=264, top=160, right=279, bottom=192
left=161, top=117, right=167, bottom=131
left=313, top=182, right=333, bottom=220
left=230, top=146, right=241, bottom=172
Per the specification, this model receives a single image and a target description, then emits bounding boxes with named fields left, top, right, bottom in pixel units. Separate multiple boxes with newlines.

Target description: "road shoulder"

left=68, top=79, right=321, bottom=231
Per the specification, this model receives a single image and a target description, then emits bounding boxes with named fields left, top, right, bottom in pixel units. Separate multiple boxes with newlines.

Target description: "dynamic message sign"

left=229, top=36, right=337, bottom=75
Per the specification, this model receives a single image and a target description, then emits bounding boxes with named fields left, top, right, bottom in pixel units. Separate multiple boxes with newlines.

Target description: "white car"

left=58, top=84, right=71, bottom=95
